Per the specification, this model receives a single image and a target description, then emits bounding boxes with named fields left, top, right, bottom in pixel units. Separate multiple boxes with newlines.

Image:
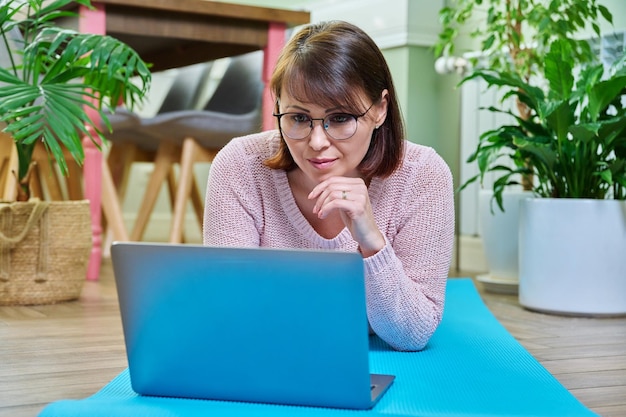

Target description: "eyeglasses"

left=273, top=102, right=374, bottom=140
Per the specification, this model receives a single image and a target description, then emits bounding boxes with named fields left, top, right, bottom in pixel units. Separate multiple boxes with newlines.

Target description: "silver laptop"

left=110, top=242, right=394, bottom=410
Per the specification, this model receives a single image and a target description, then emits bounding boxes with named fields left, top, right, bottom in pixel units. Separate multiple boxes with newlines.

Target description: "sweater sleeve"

left=203, top=137, right=263, bottom=247
left=364, top=148, right=455, bottom=351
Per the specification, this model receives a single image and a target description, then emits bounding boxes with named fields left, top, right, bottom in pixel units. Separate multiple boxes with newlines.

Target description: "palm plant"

left=461, top=39, right=626, bottom=209
left=0, top=0, right=151, bottom=200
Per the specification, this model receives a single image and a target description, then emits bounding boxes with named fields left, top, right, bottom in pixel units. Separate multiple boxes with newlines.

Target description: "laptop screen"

left=111, top=243, right=391, bottom=409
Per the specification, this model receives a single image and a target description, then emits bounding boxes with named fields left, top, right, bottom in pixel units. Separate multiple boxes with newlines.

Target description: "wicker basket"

left=0, top=199, right=92, bottom=305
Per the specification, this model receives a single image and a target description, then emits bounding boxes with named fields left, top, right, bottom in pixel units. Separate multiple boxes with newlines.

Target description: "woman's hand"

left=308, top=177, right=385, bottom=257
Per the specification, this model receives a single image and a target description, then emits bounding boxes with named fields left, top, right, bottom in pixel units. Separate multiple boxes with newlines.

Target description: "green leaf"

left=0, top=0, right=152, bottom=190
left=544, top=40, right=574, bottom=100
left=598, top=169, right=613, bottom=185
left=483, top=34, right=495, bottom=50
left=544, top=100, right=575, bottom=143
left=596, top=117, right=626, bottom=150
left=569, top=123, right=600, bottom=143
left=513, top=136, right=557, bottom=171
left=598, top=5, right=613, bottom=24
left=588, top=76, right=626, bottom=122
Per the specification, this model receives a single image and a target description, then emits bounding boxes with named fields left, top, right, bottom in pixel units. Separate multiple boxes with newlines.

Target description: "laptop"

left=110, top=242, right=394, bottom=409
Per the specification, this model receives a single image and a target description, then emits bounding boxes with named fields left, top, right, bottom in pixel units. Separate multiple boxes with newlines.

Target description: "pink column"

left=79, top=3, right=106, bottom=280
left=262, top=22, right=287, bottom=131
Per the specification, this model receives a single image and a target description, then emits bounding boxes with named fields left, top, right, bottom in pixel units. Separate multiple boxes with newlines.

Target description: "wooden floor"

left=1, top=261, right=625, bottom=417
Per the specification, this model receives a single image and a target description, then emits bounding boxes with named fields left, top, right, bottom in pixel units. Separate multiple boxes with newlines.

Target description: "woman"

left=203, top=20, right=455, bottom=351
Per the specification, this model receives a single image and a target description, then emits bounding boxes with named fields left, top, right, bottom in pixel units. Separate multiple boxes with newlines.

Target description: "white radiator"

left=458, top=78, right=516, bottom=236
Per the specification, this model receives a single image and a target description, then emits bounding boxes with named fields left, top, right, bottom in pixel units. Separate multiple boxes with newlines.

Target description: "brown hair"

left=264, top=20, right=405, bottom=178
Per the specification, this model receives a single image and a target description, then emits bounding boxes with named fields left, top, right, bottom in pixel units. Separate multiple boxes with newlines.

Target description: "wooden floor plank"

left=571, top=385, right=626, bottom=408
left=593, top=404, right=626, bottom=417
left=540, top=355, right=626, bottom=374
left=531, top=343, right=626, bottom=361
left=556, top=369, right=626, bottom=389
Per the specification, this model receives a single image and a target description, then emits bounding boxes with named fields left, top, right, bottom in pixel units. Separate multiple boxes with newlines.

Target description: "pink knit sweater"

left=203, top=131, right=455, bottom=351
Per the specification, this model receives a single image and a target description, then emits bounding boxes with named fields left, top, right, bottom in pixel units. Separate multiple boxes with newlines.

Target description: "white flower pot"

left=477, top=190, right=532, bottom=294
left=519, top=198, right=626, bottom=316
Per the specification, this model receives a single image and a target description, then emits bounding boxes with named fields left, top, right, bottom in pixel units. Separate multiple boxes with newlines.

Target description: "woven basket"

left=0, top=199, right=92, bottom=305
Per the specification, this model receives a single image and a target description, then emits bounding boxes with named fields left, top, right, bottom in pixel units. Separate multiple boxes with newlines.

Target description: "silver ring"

left=342, top=190, right=348, bottom=200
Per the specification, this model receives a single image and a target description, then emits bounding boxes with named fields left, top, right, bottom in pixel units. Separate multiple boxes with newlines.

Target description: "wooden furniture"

left=0, top=134, right=85, bottom=204
left=0, top=132, right=19, bottom=201
left=134, top=51, right=264, bottom=243
left=77, top=0, right=310, bottom=279
left=104, top=62, right=214, bottom=245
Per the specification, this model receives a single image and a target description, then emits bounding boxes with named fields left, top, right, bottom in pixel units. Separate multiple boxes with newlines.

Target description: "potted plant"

left=0, top=0, right=151, bottom=305
left=462, top=38, right=626, bottom=315
left=435, top=0, right=612, bottom=131
left=434, top=0, right=613, bottom=293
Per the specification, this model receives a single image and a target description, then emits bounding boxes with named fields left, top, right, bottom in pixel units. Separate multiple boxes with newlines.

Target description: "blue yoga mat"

left=38, top=279, right=597, bottom=417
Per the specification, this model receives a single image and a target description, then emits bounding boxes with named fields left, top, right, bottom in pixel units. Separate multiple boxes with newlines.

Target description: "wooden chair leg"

left=33, top=146, right=64, bottom=201
left=191, top=176, right=204, bottom=230
left=66, top=158, right=84, bottom=200
left=166, top=168, right=177, bottom=211
left=131, top=141, right=180, bottom=241
left=107, top=142, right=133, bottom=194
left=101, top=161, right=129, bottom=241
left=104, top=143, right=148, bottom=243
left=166, top=168, right=185, bottom=242
left=0, top=134, right=11, bottom=197
left=0, top=132, right=18, bottom=201
left=169, top=139, right=220, bottom=243
left=0, top=158, right=9, bottom=199
left=169, top=138, right=198, bottom=243
left=28, top=163, right=44, bottom=200
left=108, top=142, right=154, bottom=200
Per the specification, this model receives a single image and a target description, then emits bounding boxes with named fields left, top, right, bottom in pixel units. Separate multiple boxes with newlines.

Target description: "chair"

left=102, top=62, right=213, bottom=242
left=130, top=50, right=264, bottom=243
left=105, top=62, right=213, bottom=197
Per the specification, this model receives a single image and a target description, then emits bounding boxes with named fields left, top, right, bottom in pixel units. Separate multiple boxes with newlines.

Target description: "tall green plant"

left=435, top=0, right=616, bottom=199
left=461, top=39, right=626, bottom=209
left=435, top=0, right=612, bottom=83
left=0, top=0, right=151, bottom=200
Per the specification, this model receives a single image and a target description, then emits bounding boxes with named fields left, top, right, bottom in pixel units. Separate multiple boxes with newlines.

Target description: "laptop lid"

left=110, top=242, right=394, bottom=410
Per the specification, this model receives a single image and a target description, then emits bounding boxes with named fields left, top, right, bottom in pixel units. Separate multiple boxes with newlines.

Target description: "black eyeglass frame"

left=272, top=102, right=375, bottom=141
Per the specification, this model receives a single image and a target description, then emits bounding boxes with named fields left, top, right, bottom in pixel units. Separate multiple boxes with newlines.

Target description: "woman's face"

left=278, top=89, right=388, bottom=188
